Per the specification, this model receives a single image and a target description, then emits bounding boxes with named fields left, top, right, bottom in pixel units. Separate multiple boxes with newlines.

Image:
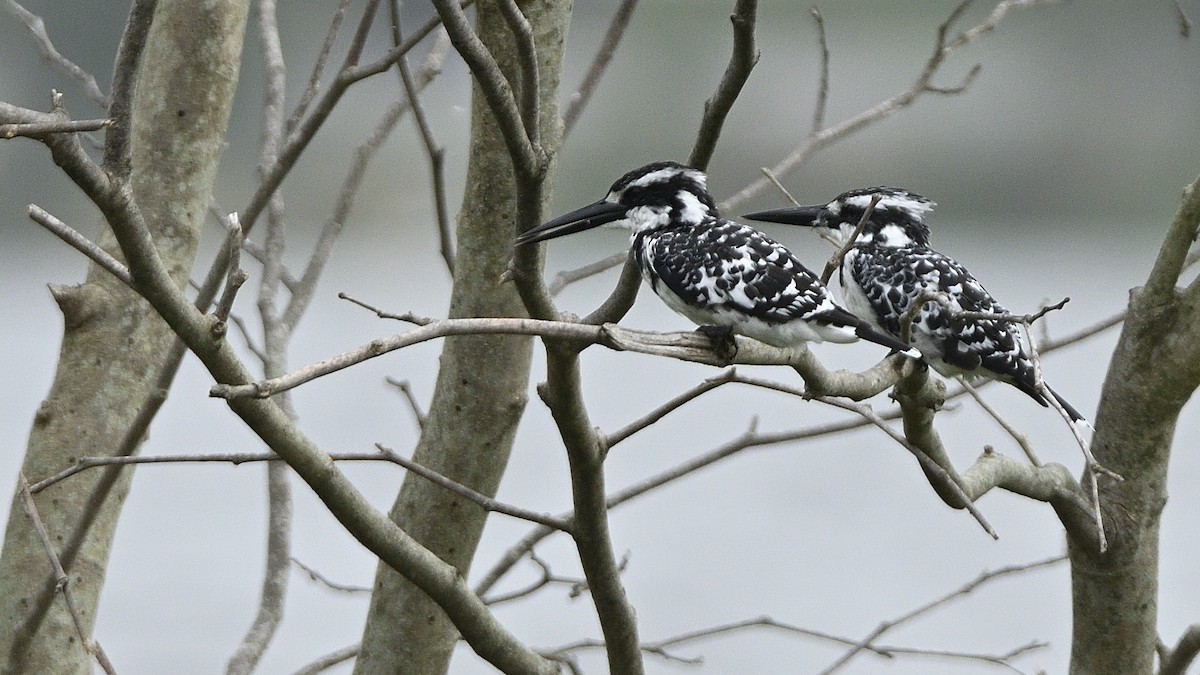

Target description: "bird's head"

left=744, top=187, right=934, bottom=248
left=515, top=161, right=717, bottom=246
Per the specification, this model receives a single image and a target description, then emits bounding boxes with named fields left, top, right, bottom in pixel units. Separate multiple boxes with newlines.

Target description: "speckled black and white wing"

left=634, top=218, right=911, bottom=351
left=842, top=246, right=1044, bottom=398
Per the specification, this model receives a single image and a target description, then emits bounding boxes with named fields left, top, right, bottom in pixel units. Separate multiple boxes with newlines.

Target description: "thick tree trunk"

left=1069, top=180, right=1200, bottom=674
left=353, top=2, right=569, bottom=673
left=0, top=2, right=251, bottom=672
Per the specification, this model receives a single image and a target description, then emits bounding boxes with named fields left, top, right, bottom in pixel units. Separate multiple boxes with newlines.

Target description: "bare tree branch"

left=809, top=6, right=830, bottom=133
left=820, top=192, right=878, bottom=284
left=721, top=0, right=1059, bottom=212
left=477, top=408, right=905, bottom=600
left=191, top=7, right=454, bottom=315
left=208, top=317, right=916, bottom=400
left=546, top=251, right=628, bottom=296
left=1159, top=624, right=1200, bottom=675
left=605, top=369, right=739, bottom=449
left=17, top=475, right=117, bottom=675
left=290, top=557, right=371, bottom=594
left=688, top=0, right=759, bottom=171
left=822, top=554, right=1066, bottom=673
left=390, top=7, right=456, bottom=274
left=482, top=550, right=588, bottom=606
left=731, top=372, right=996, bottom=538
left=562, top=0, right=638, bottom=136
left=960, top=380, right=1041, bottom=465
left=283, top=38, right=449, bottom=332
left=431, top=0, right=542, bottom=178
left=497, top=0, right=541, bottom=150
left=213, top=213, right=248, bottom=327
left=552, top=616, right=1046, bottom=671
left=284, top=0, right=351, bottom=134
left=375, top=444, right=573, bottom=532
left=102, top=0, right=156, bottom=180
left=1, top=117, right=108, bottom=138
left=581, top=253, right=642, bottom=325
left=3, top=0, right=109, bottom=109
left=385, top=377, right=428, bottom=430
left=540, top=342, right=644, bottom=673
left=291, top=643, right=360, bottom=675
left=226, top=1, right=293, bottom=670
left=27, top=205, right=132, bottom=287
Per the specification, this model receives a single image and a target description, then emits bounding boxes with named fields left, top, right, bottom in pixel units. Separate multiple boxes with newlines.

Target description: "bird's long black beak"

left=515, top=200, right=628, bottom=246
left=742, top=205, right=825, bottom=227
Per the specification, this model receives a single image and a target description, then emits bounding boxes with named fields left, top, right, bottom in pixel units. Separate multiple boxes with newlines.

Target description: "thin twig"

left=820, top=193, right=878, bottom=284
left=384, top=377, right=427, bottom=429
left=290, top=557, right=370, bottom=593
left=27, top=205, right=133, bottom=286
left=562, top=0, right=638, bottom=137
left=731, top=373, right=997, bottom=538
left=1024, top=323, right=1118, bottom=553
left=961, top=380, right=1041, bottom=465
left=476, top=309, right=1124, bottom=597
left=809, top=6, right=830, bottom=133
left=337, top=291, right=432, bottom=322
left=431, top=0, right=541, bottom=178
left=18, top=474, right=118, bottom=675
left=375, top=444, right=572, bottom=532
left=290, top=643, right=360, bottom=675
left=1, top=117, right=109, bottom=138
left=546, top=251, right=629, bottom=296
left=605, top=369, right=739, bottom=449
left=760, top=167, right=800, bottom=206
left=688, top=0, right=759, bottom=171
left=391, top=6, right=455, bottom=274
left=496, top=0, right=540, bottom=150
left=720, top=0, right=1058, bottom=212
left=285, top=0, right=351, bottom=134
left=213, top=213, right=248, bottom=326
left=551, top=616, right=1046, bottom=671
left=103, top=0, right=156, bottom=180
left=4, top=0, right=109, bottom=109
left=283, top=38, right=449, bottom=332
left=191, top=6, right=455, bottom=316
left=821, top=553, right=1066, bottom=673
left=482, top=550, right=588, bottom=606
left=28, top=452, right=412, bottom=494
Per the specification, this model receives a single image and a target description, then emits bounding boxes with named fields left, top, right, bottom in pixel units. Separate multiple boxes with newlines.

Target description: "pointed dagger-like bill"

left=742, top=205, right=825, bottom=227
left=515, top=200, right=629, bottom=246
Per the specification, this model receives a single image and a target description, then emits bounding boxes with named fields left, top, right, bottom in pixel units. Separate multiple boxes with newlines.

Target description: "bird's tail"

left=1045, top=384, right=1087, bottom=423
left=853, top=322, right=919, bottom=357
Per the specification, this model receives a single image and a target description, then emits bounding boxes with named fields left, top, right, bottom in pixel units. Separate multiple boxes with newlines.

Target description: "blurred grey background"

left=2, top=1, right=1198, bottom=673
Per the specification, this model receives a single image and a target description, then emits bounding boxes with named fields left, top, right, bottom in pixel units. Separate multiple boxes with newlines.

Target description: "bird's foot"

left=697, top=325, right=738, bottom=363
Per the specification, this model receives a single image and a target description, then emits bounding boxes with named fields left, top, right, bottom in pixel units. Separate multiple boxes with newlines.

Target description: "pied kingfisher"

left=744, top=187, right=1085, bottom=421
left=515, top=162, right=913, bottom=355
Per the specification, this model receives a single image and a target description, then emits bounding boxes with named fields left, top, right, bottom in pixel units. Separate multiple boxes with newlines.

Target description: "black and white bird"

left=744, top=187, right=1085, bottom=421
left=516, top=162, right=913, bottom=355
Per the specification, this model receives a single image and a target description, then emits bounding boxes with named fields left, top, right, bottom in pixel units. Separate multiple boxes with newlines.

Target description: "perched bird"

left=744, top=186, right=1085, bottom=421
left=515, top=161, right=913, bottom=355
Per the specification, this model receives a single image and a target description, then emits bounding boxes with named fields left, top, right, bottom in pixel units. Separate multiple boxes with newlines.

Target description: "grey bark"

left=0, top=1, right=251, bottom=672
left=353, top=1, right=569, bottom=673
left=1067, top=178, right=1200, bottom=674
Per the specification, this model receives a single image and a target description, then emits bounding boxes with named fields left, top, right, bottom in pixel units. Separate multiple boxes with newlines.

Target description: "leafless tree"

left=1, top=1, right=1197, bottom=674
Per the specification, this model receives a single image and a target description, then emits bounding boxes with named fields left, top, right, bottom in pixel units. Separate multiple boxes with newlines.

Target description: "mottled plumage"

left=745, top=187, right=1085, bottom=421
left=517, top=163, right=912, bottom=353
